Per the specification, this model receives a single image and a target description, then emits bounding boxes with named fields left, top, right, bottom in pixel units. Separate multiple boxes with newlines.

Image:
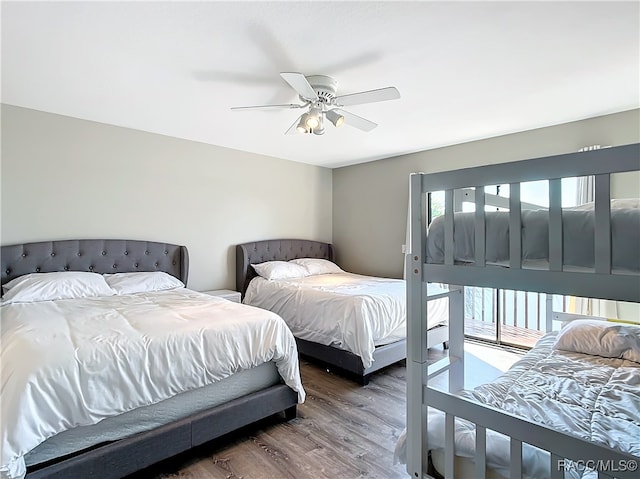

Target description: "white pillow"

left=290, top=258, right=344, bottom=275
left=553, top=319, right=640, bottom=363
left=104, top=271, right=185, bottom=295
left=571, top=198, right=640, bottom=211
left=252, top=261, right=309, bottom=280
left=2, top=271, right=115, bottom=304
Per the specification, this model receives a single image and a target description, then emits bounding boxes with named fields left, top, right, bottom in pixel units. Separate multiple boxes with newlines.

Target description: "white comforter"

left=0, top=289, right=305, bottom=479
left=244, top=273, right=448, bottom=368
left=395, top=333, right=640, bottom=478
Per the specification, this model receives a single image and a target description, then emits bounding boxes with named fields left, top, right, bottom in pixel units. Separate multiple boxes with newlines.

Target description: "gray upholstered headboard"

left=1, top=239, right=189, bottom=288
left=236, top=239, right=335, bottom=298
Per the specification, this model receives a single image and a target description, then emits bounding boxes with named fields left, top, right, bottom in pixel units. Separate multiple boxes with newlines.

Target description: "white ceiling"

left=2, top=1, right=638, bottom=168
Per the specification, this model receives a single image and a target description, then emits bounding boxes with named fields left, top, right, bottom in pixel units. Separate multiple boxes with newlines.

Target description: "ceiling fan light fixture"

left=297, top=114, right=310, bottom=133
left=326, top=109, right=345, bottom=127
left=305, top=107, right=321, bottom=129
left=313, top=118, right=325, bottom=135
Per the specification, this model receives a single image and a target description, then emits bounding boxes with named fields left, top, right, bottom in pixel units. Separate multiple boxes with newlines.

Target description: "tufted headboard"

left=1, top=239, right=189, bottom=289
left=236, top=239, right=335, bottom=299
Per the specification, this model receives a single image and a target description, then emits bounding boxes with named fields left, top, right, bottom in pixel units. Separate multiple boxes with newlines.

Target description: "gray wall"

left=3, top=105, right=637, bottom=291
left=1, top=105, right=332, bottom=291
left=333, top=109, right=640, bottom=278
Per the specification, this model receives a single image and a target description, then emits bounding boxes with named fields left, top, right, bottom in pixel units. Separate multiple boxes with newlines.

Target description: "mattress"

left=394, top=332, right=640, bottom=478
left=243, top=272, right=449, bottom=368
left=1, top=289, right=305, bottom=479
left=426, top=199, right=640, bottom=272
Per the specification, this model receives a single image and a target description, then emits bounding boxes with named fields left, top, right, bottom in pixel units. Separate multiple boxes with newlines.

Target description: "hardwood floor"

left=129, top=343, right=523, bottom=479
left=129, top=358, right=408, bottom=479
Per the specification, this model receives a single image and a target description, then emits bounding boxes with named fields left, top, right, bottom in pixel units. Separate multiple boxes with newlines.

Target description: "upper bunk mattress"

left=244, top=273, right=449, bottom=368
left=426, top=199, right=640, bottom=272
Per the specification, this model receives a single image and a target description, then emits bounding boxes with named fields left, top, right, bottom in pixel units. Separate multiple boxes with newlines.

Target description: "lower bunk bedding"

left=1, top=285, right=305, bottom=479
left=395, top=328, right=640, bottom=479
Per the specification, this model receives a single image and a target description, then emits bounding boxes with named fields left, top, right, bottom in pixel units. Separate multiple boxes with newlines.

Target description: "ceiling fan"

left=230, top=72, right=400, bottom=135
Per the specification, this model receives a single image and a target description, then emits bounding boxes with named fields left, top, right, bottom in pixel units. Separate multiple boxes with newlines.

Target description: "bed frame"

left=1, top=239, right=298, bottom=479
left=406, top=143, right=640, bottom=479
left=236, top=238, right=412, bottom=385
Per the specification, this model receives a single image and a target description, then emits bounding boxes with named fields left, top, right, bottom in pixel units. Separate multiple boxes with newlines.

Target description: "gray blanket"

left=426, top=204, right=640, bottom=272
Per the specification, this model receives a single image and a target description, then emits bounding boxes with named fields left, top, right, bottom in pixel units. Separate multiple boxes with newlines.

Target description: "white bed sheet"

left=0, top=288, right=305, bottom=479
left=394, top=332, right=640, bottom=479
left=243, top=273, right=448, bottom=368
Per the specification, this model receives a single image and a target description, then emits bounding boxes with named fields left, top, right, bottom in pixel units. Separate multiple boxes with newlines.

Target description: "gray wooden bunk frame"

left=406, top=143, right=640, bottom=479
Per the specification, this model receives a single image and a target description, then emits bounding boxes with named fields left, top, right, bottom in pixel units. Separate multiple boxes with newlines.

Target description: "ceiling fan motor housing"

left=304, top=75, right=337, bottom=104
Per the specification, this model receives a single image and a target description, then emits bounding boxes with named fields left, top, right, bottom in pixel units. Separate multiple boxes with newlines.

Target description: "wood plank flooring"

left=127, top=343, right=523, bottom=479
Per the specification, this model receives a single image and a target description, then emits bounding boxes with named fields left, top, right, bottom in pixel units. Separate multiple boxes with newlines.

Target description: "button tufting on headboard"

left=1, top=239, right=190, bottom=289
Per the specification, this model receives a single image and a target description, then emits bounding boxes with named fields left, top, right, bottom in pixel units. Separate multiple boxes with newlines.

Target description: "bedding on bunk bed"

left=1, top=277, right=305, bottom=479
left=394, top=327, right=640, bottom=479
left=426, top=198, right=640, bottom=272
left=243, top=261, right=448, bottom=368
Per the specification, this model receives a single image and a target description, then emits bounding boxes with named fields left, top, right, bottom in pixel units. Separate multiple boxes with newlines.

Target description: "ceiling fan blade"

left=334, top=86, right=400, bottom=106
left=280, top=72, right=318, bottom=101
left=285, top=114, right=305, bottom=135
left=332, top=108, right=377, bottom=132
left=231, top=103, right=305, bottom=111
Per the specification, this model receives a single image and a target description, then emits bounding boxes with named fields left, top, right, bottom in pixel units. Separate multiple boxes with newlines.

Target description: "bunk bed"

left=236, top=239, right=449, bottom=384
left=398, top=144, right=640, bottom=479
left=1, top=239, right=303, bottom=479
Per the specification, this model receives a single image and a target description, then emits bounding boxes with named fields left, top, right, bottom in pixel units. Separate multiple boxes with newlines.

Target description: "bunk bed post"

left=546, top=295, right=554, bottom=333
left=548, top=178, right=563, bottom=271
left=448, top=285, right=464, bottom=392
left=407, top=172, right=429, bottom=479
left=594, top=174, right=612, bottom=274
left=474, top=186, right=486, bottom=267
left=508, top=183, right=522, bottom=270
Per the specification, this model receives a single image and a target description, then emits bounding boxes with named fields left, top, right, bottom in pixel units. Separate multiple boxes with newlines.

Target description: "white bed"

left=237, top=239, right=451, bottom=384
left=1, top=240, right=305, bottom=479
left=244, top=271, right=448, bottom=369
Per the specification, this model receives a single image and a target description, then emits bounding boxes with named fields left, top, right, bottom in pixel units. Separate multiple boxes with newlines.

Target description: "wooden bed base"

left=296, top=338, right=406, bottom=385
left=1, top=239, right=299, bottom=479
left=26, top=385, right=297, bottom=479
left=295, top=324, right=448, bottom=385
